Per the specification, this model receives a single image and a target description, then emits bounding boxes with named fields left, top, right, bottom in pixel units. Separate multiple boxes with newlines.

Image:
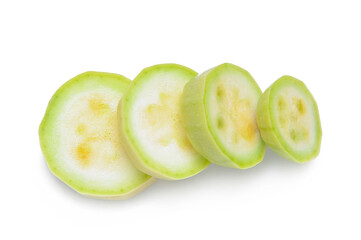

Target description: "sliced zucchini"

left=39, top=72, right=155, bottom=199
left=118, top=64, right=209, bottom=180
left=181, top=63, right=266, bottom=169
left=256, top=75, right=322, bottom=163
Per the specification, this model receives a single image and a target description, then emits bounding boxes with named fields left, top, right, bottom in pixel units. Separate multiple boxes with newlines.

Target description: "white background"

left=1, top=0, right=360, bottom=239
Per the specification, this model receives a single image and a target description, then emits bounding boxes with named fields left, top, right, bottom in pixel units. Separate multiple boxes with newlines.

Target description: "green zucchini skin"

left=182, top=63, right=266, bottom=169
left=40, top=71, right=155, bottom=199
left=256, top=75, right=322, bottom=163
left=118, top=64, right=209, bottom=180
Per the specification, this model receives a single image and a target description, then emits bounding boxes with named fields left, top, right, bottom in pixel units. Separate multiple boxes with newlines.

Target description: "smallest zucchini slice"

left=182, top=63, right=266, bottom=169
left=256, top=75, right=322, bottom=163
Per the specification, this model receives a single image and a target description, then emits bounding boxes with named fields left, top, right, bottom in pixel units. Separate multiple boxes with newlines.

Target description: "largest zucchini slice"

left=39, top=72, right=155, bottom=199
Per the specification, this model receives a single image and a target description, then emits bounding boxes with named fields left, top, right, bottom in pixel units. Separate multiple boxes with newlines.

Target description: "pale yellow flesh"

left=143, top=92, right=192, bottom=150
left=54, top=89, right=153, bottom=194
left=205, top=69, right=264, bottom=162
left=273, top=87, right=316, bottom=152
left=208, top=79, right=261, bottom=153
left=62, top=91, right=126, bottom=171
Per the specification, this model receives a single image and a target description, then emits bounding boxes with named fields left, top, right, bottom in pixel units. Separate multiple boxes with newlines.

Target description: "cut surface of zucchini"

left=182, top=63, right=266, bottom=169
left=118, top=64, right=209, bottom=180
left=39, top=72, right=155, bottom=199
left=256, top=75, right=322, bottom=163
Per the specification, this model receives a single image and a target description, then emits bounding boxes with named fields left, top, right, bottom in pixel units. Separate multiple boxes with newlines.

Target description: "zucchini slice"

left=39, top=72, right=155, bottom=199
left=182, top=63, right=266, bottom=169
left=118, top=64, right=209, bottom=180
left=256, top=75, right=322, bottom=163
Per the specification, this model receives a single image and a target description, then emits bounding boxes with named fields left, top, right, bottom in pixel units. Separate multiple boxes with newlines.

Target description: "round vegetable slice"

left=181, top=63, right=266, bottom=169
left=256, top=75, right=322, bottom=163
left=39, top=72, right=155, bottom=199
left=118, top=64, right=209, bottom=180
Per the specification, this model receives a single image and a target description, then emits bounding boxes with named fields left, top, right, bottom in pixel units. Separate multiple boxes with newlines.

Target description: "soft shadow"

left=132, top=147, right=313, bottom=199
left=40, top=154, right=152, bottom=207
left=40, top=147, right=312, bottom=206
